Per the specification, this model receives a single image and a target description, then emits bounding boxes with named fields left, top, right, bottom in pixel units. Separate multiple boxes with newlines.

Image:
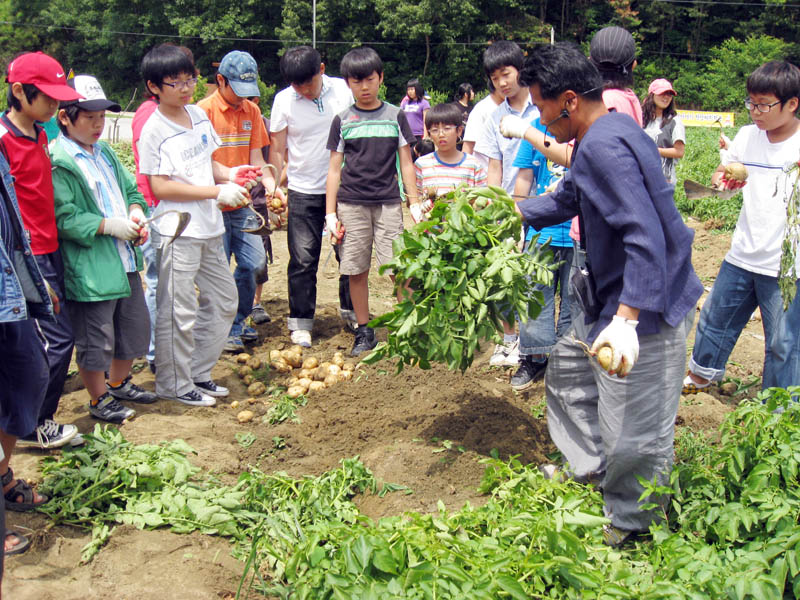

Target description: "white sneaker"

left=489, top=338, right=520, bottom=367
left=290, top=329, right=312, bottom=348
left=17, top=419, right=78, bottom=449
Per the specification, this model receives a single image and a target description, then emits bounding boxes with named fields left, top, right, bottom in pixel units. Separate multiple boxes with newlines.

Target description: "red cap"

left=6, top=52, right=83, bottom=102
left=648, top=78, right=676, bottom=96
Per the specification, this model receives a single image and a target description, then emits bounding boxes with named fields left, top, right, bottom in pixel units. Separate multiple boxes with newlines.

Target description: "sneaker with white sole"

left=17, top=419, right=78, bottom=449
left=489, top=338, right=520, bottom=367
left=107, top=375, right=157, bottom=404
left=240, top=325, right=258, bottom=343
left=290, top=329, right=312, bottom=348
left=69, top=433, right=86, bottom=447
left=224, top=335, right=245, bottom=353
left=89, top=393, right=136, bottom=424
left=250, top=304, right=271, bottom=324
left=172, top=388, right=216, bottom=407
left=194, top=380, right=229, bottom=398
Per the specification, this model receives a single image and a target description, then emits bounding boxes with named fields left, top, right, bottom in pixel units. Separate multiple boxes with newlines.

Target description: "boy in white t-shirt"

left=684, top=60, right=800, bottom=394
left=138, top=44, right=248, bottom=407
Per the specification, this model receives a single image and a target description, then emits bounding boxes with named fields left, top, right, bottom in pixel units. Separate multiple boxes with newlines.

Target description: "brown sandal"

left=2, top=467, right=49, bottom=512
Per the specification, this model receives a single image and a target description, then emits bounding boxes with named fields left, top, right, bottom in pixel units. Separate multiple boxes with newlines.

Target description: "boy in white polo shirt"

left=138, top=44, right=247, bottom=407
left=269, top=46, right=355, bottom=348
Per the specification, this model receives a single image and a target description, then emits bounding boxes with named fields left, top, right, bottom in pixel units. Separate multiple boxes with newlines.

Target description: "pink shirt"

left=132, top=98, right=158, bottom=207
left=570, top=88, right=643, bottom=241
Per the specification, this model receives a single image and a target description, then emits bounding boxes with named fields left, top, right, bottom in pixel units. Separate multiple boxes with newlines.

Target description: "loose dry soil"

left=5, top=217, right=766, bottom=599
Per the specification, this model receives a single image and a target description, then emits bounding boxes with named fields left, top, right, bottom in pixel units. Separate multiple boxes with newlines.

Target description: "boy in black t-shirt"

left=324, top=47, right=420, bottom=356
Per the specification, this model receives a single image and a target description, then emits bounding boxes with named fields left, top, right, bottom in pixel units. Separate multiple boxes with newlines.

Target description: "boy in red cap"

left=0, top=51, right=83, bottom=449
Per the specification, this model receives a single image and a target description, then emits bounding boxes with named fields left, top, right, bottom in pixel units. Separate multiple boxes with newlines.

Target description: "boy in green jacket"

left=52, top=75, right=156, bottom=423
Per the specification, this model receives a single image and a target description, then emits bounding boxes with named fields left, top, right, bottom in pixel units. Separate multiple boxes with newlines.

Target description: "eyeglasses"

left=162, top=77, right=198, bottom=90
left=429, top=125, right=457, bottom=135
left=744, top=98, right=781, bottom=113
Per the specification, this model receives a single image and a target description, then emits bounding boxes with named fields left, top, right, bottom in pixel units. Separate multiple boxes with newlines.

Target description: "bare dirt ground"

left=5, top=217, right=765, bottom=599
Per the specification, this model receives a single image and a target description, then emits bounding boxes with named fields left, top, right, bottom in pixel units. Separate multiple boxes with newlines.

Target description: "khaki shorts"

left=337, top=202, right=404, bottom=275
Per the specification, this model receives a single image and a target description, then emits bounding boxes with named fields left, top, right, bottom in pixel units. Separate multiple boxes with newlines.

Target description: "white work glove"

left=409, top=202, right=426, bottom=224
left=591, top=315, right=639, bottom=377
left=499, top=115, right=531, bottom=139
left=325, top=212, right=344, bottom=244
left=216, top=183, right=249, bottom=208
left=103, top=216, right=141, bottom=241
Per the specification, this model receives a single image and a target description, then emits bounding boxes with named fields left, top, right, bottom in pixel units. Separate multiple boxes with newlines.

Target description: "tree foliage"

left=2, top=0, right=800, bottom=110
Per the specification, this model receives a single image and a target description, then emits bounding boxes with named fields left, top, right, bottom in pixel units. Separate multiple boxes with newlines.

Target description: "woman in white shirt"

left=642, top=78, right=686, bottom=185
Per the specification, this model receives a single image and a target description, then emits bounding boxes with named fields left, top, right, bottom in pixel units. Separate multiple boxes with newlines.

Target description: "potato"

left=342, top=362, right=355, bottom=372
left=332, top=355, right=345, bottom=368
left=247, top=397, right=258, bottom=404
left=288, top=376, right=300, bottom=386
left=237, top=410, right=255, bottom=423
left=289, top=345, right=304, bottom=356
left=282, top=351, right=302, bottom=368
left=297, top=377, right=312, bottom=391
left=302, top=356, right=319, bottom=369
left=298, top=368, right=313, bottom=379
left=270, top=359, right=292, bottom=373
left=724, top=162, right=748, bottom=181
left=324, top=374, right=339, bottom=387
left=287, top=385, right=305, bottom=398
left=270, top=197, right=284, bottom=210
left=247, top=356, right=262, bottom=370
left=333, top=351, right=345, bottom=361
left=326, top=364, right=341, bottom=377
left=308, top=381, right=326, bottom=392
left=230, top=400, right=240, bottom=409
left=597, top=345, right=614, bottom=371
left=248, top=381, right=267, bottom=396
left=320, top=361, right=331, bottom=370
left=243, top=374, right=254, bottom=385
left=313, top=366, right=328, bottom=381
left=236, top=353, right=252, bottom=364
left=339, top=370, right=353, bottom=381
left=269, top=350, right=283, bottom=362
left=238, top=365, right=253, bottom=378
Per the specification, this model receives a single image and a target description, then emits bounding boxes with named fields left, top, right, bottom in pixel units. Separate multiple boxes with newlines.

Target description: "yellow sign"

left=677, top=110, right=735, bottom=128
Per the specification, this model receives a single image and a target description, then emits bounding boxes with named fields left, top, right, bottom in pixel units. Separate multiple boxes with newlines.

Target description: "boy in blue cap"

left=198, top=50, right=282, bottom=353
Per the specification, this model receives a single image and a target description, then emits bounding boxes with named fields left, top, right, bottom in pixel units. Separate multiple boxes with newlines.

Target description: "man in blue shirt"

left=506, top=43, right=703, bottom=547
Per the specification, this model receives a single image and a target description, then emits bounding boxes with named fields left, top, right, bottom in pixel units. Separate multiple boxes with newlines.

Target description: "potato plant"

left=363, top=186, right=555, bottom=373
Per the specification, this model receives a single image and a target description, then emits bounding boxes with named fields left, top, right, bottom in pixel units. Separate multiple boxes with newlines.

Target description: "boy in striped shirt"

left=414, top=103, right=487, bottom=202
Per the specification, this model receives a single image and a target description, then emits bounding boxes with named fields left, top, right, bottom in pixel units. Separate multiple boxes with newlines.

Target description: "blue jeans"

left=141, top=230, right=160, bottom=362
left=765, top=278, right=800, bottom=389
left=519, top=243, right=573, bottom=357
left=222, top=207, right=266, bottom=336
left=690, top=260, right=788, bottom=387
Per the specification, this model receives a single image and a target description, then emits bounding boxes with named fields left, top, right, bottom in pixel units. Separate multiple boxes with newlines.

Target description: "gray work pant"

left=545, top=307, right=694, bottom=531
left=155, top=235, right=237, bottom=398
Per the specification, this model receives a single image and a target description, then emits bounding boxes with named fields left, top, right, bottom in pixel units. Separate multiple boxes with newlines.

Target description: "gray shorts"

left=337, top=202, right=404, bottom=275
left=66, top=272, right=150, bottom=371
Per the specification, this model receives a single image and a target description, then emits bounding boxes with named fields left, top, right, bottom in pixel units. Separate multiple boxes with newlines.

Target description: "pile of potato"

left=234, top=345, right=355, bottom=399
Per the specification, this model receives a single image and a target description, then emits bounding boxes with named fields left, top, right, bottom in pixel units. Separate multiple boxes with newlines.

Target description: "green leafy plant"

left=363, top=186, right=554, bottom=373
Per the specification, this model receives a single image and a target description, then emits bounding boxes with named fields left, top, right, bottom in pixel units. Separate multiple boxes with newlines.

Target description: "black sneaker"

left=351, top=325, right=377, bottom=357
left=89, top=393, right=136, bottom=424
left=510, top=356, right=548, bottom=391
left=107, top=375, right=157, bottom=404
left=193, top=380, right=229, bottom=398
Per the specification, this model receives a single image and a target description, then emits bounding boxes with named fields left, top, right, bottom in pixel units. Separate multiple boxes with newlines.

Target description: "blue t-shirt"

left=513, top=117, right=571, bottom=247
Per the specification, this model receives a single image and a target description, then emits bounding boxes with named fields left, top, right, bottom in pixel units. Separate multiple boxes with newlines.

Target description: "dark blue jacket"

left=518, top=112, right=702, bottom=341
left=0, top=152, right=54, bottom=322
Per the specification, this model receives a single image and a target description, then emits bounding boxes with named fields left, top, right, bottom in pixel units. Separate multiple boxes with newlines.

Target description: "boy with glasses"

left=138, top=44, right=245, bottom=407
left=684, top=61, right=800, bottom=394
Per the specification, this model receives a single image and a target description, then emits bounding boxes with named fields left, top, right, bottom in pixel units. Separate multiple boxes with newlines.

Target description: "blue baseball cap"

left=219, top=51, right=260, bottom=98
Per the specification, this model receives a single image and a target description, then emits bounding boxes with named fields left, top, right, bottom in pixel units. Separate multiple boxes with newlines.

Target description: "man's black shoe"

left=351, top=325, right=377, bottom=357
left=510, top=356, right=548, bottom=391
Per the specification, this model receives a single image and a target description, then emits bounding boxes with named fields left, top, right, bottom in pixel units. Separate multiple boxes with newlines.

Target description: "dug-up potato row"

left=235, top=347, right=355, bottom=397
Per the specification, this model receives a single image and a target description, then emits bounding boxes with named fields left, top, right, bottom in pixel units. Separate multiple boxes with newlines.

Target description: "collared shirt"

left=271, top=74, right=354, bottom=195
left=518, top=112, right=702, bottom=341
left=0, top=113, right=58, bottom=255
left=473, top=95, right=539, bottom=194
left=58, top=134, right=136, bottom=272
left=197, top=90, right=269, bottom=168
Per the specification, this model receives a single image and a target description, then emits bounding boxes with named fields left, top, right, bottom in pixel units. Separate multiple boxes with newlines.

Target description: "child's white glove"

left=103, top=216, right=142, bottom=241
left=591, top=315, right=639, bottom=377
left=325, top=213, right=344, bottom=244
left=499, top=115, right=531, bottom=139
left=217, top=183, right=249, bottom=208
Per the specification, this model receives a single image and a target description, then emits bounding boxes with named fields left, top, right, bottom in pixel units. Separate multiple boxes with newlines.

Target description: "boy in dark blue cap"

left=198, top=50, right=283, bottom=353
